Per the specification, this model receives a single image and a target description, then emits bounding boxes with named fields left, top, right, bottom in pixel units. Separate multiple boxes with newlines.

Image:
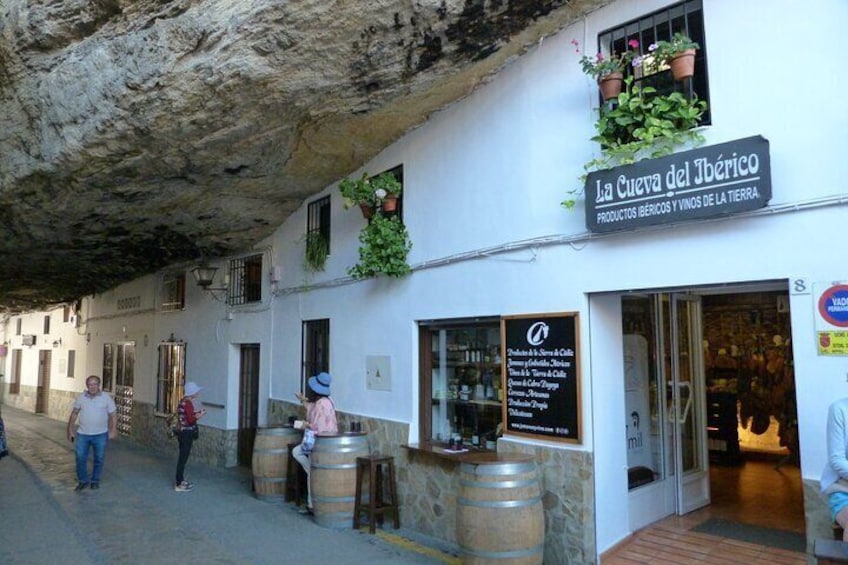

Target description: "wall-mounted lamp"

left=191, top=263, right=228, bottom=301
left=52, top=338, right=62, bottom=348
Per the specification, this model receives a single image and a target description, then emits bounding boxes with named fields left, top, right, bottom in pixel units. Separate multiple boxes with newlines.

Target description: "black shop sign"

left=502, top=313, right=581, bottom=443
left=585, top=136, right=771, bottom=233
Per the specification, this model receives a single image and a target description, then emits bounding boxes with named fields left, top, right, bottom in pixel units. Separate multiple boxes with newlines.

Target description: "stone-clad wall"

left=804, top=478, right=833, bottom=555
left=1, top=384, right=37, bottom=412
left=268, top=398, right=596, bottom=563
left=131, top=400, right=238, bottom=468
left=498, top=440, right=596, bottom=564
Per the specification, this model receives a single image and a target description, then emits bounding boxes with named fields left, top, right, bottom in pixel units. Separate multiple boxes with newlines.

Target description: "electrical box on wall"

left=22, top=335, right=36, bottom=346
left=366, top=355, right=392, bottom=391
left=270, top=266, right=282, bottom=283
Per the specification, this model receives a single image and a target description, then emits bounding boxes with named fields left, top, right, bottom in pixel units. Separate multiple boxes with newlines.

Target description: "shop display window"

left=419, top=319, right=502, bottom=449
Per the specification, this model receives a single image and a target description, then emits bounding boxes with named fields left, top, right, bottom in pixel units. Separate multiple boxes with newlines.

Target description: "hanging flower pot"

left=381, top=195, right=398, bottom=213
left=598, top=72, right=624, bottom=101
left=359, top=203, right=375, bottom=220
left=669, top=49, right=696, bottom=80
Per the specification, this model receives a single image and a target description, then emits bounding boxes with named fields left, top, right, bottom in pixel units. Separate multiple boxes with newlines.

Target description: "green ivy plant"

left=338, top=171, right=402, bottom=209
left=348, top=214, right=412, bottom=279
left=563, top=77, right=707, bottom=209
left=304, top=231, right=329, bottom=272
left=369, top=172, right=402, bottom=200
left=339, top=172, right=376, bottom=208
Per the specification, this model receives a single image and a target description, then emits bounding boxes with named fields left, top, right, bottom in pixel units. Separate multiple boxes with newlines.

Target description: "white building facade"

left=3, top=1, right=847, bottom=562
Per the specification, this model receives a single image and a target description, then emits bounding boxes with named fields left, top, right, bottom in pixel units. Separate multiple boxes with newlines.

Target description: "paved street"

left=0, top=406, right=458, bottom=564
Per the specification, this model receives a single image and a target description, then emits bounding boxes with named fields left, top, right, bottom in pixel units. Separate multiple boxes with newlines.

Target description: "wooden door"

left=237, top=344, right=260, bottom=466
left=35, top=350, right=51, bottom=413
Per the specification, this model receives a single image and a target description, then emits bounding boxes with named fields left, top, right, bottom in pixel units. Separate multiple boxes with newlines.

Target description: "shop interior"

left=701, top=290, right=803, bottom=532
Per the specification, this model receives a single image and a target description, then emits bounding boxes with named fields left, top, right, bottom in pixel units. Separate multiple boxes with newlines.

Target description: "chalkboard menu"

left=502, top=313, right=581, bottom=443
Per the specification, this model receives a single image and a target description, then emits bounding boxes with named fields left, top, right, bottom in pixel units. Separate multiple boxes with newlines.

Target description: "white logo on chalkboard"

left=526, top=322, right=549, bottom=346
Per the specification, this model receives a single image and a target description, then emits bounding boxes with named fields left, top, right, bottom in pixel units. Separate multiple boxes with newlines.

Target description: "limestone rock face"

left=0, top=0, right=606, bottom=310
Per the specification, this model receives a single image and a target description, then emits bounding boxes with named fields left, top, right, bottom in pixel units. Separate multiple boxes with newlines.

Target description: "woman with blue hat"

left=292, top=372, right=338, bottom=513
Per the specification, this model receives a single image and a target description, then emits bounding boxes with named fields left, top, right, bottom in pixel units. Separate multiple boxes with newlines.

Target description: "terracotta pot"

left=598, top=72, right=624, bottom=101
left=381, top=195, right=398, bottom=213
left=669, top=49, right=696, bottom=80
left=359, top=203, right=375, bottom=219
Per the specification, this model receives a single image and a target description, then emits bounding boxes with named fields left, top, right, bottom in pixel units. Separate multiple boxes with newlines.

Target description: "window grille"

left=161, top=273, right=186, bottom=312
left=157, top=341, right=186, bottom=414
left=228, top=254, right=263, bottom=306
left=302, top=319, right=330, bottom=391
left=598, top=0, right=710, bottom=124
left=68, top=350, right=76, bottom=378
left=43, top=315, right=50, bottom=335
left=307, top=196, right=331, bottom=247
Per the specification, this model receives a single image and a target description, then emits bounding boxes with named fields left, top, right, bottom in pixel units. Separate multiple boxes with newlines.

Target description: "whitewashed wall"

left=3, top=0, right=847, bottom=560
left=263, top=0, right=848, bottom=556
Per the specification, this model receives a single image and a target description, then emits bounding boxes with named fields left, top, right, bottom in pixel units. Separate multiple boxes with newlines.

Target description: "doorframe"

left=591, top=279, right=790, bottom=554
left=237, top=343, right=260, bottom=467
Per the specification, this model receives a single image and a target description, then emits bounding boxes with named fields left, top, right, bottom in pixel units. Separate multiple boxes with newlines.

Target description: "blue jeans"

left=75, top=432, right=108, bottom=484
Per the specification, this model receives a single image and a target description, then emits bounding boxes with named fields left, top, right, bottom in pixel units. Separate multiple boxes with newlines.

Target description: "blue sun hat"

left=308, top=372, right=332, bottom=395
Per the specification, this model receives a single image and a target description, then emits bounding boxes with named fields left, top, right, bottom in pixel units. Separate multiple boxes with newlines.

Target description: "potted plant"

left=304, top=231, right=329, bottom=272
left=648, top=33, right=700, bottom=80
left=370, top=172, right=403, bottom=213
left=562, top=77, right=707, bottom=209
left=348, top=214, right=412, bottom=279
left=339, top=173, right=378, bottom=218
left=573, top=38, right=641, bottom=100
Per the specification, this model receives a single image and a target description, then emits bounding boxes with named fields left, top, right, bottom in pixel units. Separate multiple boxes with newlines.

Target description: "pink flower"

left=595, top=52, right=604, bottom=62
left=628, top=39, right=639, bottom=49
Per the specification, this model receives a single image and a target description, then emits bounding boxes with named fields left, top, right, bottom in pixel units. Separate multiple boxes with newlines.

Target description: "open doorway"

left=623, top=285, right=803, bottom=535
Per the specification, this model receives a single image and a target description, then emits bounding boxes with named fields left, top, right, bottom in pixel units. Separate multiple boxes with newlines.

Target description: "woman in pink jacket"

left=292, top=372, right=338, bottom=513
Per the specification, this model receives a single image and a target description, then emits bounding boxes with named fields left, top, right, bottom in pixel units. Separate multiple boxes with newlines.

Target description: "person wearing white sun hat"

left=174, top=381, right=206, bottom=492
left=292, top=372, right=338, bottom=513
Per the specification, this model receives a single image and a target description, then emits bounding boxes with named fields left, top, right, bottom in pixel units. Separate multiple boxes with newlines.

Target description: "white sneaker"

left=174, top=481, right=194, bottom=492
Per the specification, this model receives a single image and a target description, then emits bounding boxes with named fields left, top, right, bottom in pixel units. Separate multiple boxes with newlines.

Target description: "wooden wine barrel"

left=457, top=455, right=544, bottom=564
left=252, top=426, right=301, bottom=500
left=310, top=432, right=370, bottom=528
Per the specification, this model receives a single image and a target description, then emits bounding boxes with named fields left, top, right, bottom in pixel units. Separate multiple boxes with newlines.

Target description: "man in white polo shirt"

left=66, top=375, right=117, bottom=491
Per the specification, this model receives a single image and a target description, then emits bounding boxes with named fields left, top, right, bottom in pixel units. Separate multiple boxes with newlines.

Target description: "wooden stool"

left=353, top=455, right=400, bottom=533
left=286, top=443, right=308, bottom=506
left=815, top=538, right=848, bottom=564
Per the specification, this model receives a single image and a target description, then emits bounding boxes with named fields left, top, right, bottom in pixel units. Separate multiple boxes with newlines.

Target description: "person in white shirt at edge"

left=66, top=375, right=117, bottom=491
left=821, top=397, right=848, bottom=540
left=292, top=372, right=338, bottom=514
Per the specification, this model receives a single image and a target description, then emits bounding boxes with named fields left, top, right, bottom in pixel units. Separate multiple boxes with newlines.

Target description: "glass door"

left=670, top=294, right=710, bottom=514
left=625, top=293, right=709, bottom=529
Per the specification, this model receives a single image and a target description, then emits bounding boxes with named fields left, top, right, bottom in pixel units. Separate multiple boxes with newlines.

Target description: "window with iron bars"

left=302, top=319, right=329, bottom=392
left=598, top=0, right=710, bottom=124
left=306, top=196, right=330, bottom=267
left=228, top=254, right=263, bottom=306
left=161, top=273, right=186, bottom=312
